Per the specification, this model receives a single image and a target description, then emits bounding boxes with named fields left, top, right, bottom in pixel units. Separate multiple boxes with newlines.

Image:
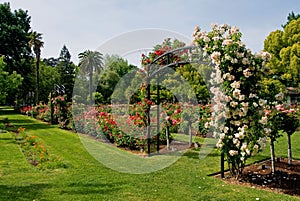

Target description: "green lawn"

left=0, top=107, right=300, bottom=201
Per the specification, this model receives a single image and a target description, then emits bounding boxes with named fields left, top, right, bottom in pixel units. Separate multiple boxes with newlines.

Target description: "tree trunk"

left=287, top=134, right=292, bottom=165
left=166, top=126, right=170, bottom=150
left=189, top=121, right=192, bottom=147
left=270, top=140, right=276, bottom=174
left=89, top=71, right=93, bottom=105
left=35, top=55, right=40, bottom=105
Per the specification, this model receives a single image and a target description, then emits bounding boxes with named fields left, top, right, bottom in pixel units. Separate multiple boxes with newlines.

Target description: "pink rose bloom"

left=289, top=109, right=295, bottom=113
left=165, top=116, right=170, bottom=121
left=172, top=119, right=177, bottom=125
left=275, top=104, right=284, bottom=111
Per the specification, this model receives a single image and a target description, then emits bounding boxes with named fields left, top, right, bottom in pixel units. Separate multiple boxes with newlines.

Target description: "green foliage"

left=104, top=54, right=137, bottom=77
left=264, top=16, right=300, bottom=88
left=0, top=56, right=23, bottom=104
left=96, top=55, right=137, bottom=104
left=0, top=2, right=31, bottom=71
left=97, top=70, right=120, bottom=104
left=282, top=11, right=300, bottom=28
left=78, top=50, right=103, bottom=104
left=57, top=45, right=77, bottom=101
left=39, top=62, right=60, bottom=103
left=259, top=78, right=285, bottom=103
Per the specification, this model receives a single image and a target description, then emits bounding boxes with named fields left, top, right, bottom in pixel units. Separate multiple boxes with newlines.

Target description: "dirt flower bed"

left=219, top=158, right=300, bottom=197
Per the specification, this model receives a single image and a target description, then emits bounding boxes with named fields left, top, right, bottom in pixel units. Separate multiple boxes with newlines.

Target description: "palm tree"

left=29, top=31, right=44, bottom=104
left=78, top=50, right=103, bottom=105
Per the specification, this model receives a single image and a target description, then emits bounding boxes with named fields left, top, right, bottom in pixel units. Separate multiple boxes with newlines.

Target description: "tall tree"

left=0, top=2, right=32, bottom=104
left=78, top=50, right=103, bottom=105
left=0, top=56, right=23, bottom=104
left=57, top=45, right=76, bottom=101
left=282, top=11, right=300, bottom=28
left=29, top=31, right=44, bottom=104
left=264, top=16, right=300, bottom=88
left=0, top=2, right=31, bottom=70
left=39, top=61, right=60, bottom=103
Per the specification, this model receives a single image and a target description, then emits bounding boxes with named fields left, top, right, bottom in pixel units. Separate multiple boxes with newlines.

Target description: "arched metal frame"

left=145, top=45, right=225, bottom=178
left=145, top=45, right=202, bottom=155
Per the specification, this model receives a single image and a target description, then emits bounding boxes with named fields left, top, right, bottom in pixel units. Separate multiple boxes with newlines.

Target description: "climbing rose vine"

left=193, top=23, right=271, bottom=178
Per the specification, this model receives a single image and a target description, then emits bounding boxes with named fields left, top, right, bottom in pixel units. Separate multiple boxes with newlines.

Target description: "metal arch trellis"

left=144, top=45, right=211, bottom=156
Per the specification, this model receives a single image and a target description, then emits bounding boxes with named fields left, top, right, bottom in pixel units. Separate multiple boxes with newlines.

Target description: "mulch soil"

left=217, top=158, right=300, bottom=197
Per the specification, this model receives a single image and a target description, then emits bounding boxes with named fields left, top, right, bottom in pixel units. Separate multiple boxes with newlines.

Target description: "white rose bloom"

left=211, top=51, right=221, bottom=61
left=259, top=116, right=268, bottom=125
left=230, top=101, right=238, bottom=108
left=249, top=93, right=257, bottom=98
left=229, top=75, right=235, bottom=81
left=243, top=68, right=252, bottom=78
left=236, top=52, right=244, bottom=58
left=232, top=58, right=238, bottom=64
left=230, top=81, right=240, bottom=89
left=264, top=128, right=271, bottom=134
left=239, top=95, right=245, bottom=101
left=259, top=99, right=267, bottom=106
left=275, top=92, right=284, bottom=101
left=219, top=133, right=225, bottom=139
left=204, top=122, right=210, bottom=128
left=233, top=89, right=241, bottom=99
left=241, top=142, right=247, bottom=151
left=229, top=150, right=238, bottom=156
left=203, top=36, right=210, bottom=43
left=242, top=58, right=249, bottom=65
left=241, top=102, right=249, bottom=108
left=253, top=102, right=258, bottom=107
left=225, top=95, right=232, bottom=102
left=222, top=39, right=233, bottom=46
left=223, top=126, right=229, bottom=133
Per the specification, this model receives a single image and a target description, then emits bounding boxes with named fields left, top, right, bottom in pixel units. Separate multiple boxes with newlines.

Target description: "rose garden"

left=0, top=3, right=300, bottom=200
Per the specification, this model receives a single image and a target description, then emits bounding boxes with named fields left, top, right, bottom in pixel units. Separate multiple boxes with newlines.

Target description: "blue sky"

left=3, top=0, right=300, bottom=65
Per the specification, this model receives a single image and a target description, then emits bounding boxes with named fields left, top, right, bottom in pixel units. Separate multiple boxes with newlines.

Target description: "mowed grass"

left=0, top=107, right=300, bottom=201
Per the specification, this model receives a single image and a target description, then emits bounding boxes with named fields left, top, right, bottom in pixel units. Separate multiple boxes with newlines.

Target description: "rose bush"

left=193, top=23, right=271, bottom=178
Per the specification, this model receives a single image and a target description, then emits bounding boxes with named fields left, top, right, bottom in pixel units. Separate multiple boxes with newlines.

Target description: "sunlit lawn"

left=0, top=107, right=299, bottom=201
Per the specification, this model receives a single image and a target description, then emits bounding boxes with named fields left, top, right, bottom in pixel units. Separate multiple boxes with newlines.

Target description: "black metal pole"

left=156, top=76, right=160, bottom=153
left=50, top=92, right=54, bottom=124
left=221, top=152, right=225, bottom=178
left=147, top=66, right=151, bottom=156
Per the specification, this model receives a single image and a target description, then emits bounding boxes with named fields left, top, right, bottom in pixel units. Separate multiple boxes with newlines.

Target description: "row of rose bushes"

left=20, top=95, right=73, bottom=129
left=72, top=100, right=212, bottom=151
left=19, top=97, right=212, bottom=151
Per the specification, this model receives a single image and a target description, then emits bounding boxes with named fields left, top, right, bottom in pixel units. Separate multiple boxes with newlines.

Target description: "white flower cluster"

left=193, top=23, right=270, bottom=169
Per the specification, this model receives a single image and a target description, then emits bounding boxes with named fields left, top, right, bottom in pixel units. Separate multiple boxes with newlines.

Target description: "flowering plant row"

left=14, top=127, right=65, bottom=170
left=19, top=95, right=73, bottom=129
left=73, top=103, right=212, bottom=151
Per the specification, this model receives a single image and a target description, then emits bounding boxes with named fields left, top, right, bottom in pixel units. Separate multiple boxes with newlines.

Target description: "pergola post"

left=147, top=66, right=151, bottom=156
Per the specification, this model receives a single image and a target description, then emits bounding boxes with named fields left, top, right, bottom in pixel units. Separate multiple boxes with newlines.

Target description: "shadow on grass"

left=60, top=181, right=124, bottom=195
left=0, top=108, right=57, bottom=131
left=0, top=183, right=50, bottom=201
left=0, top=182, right=124, bottom=200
